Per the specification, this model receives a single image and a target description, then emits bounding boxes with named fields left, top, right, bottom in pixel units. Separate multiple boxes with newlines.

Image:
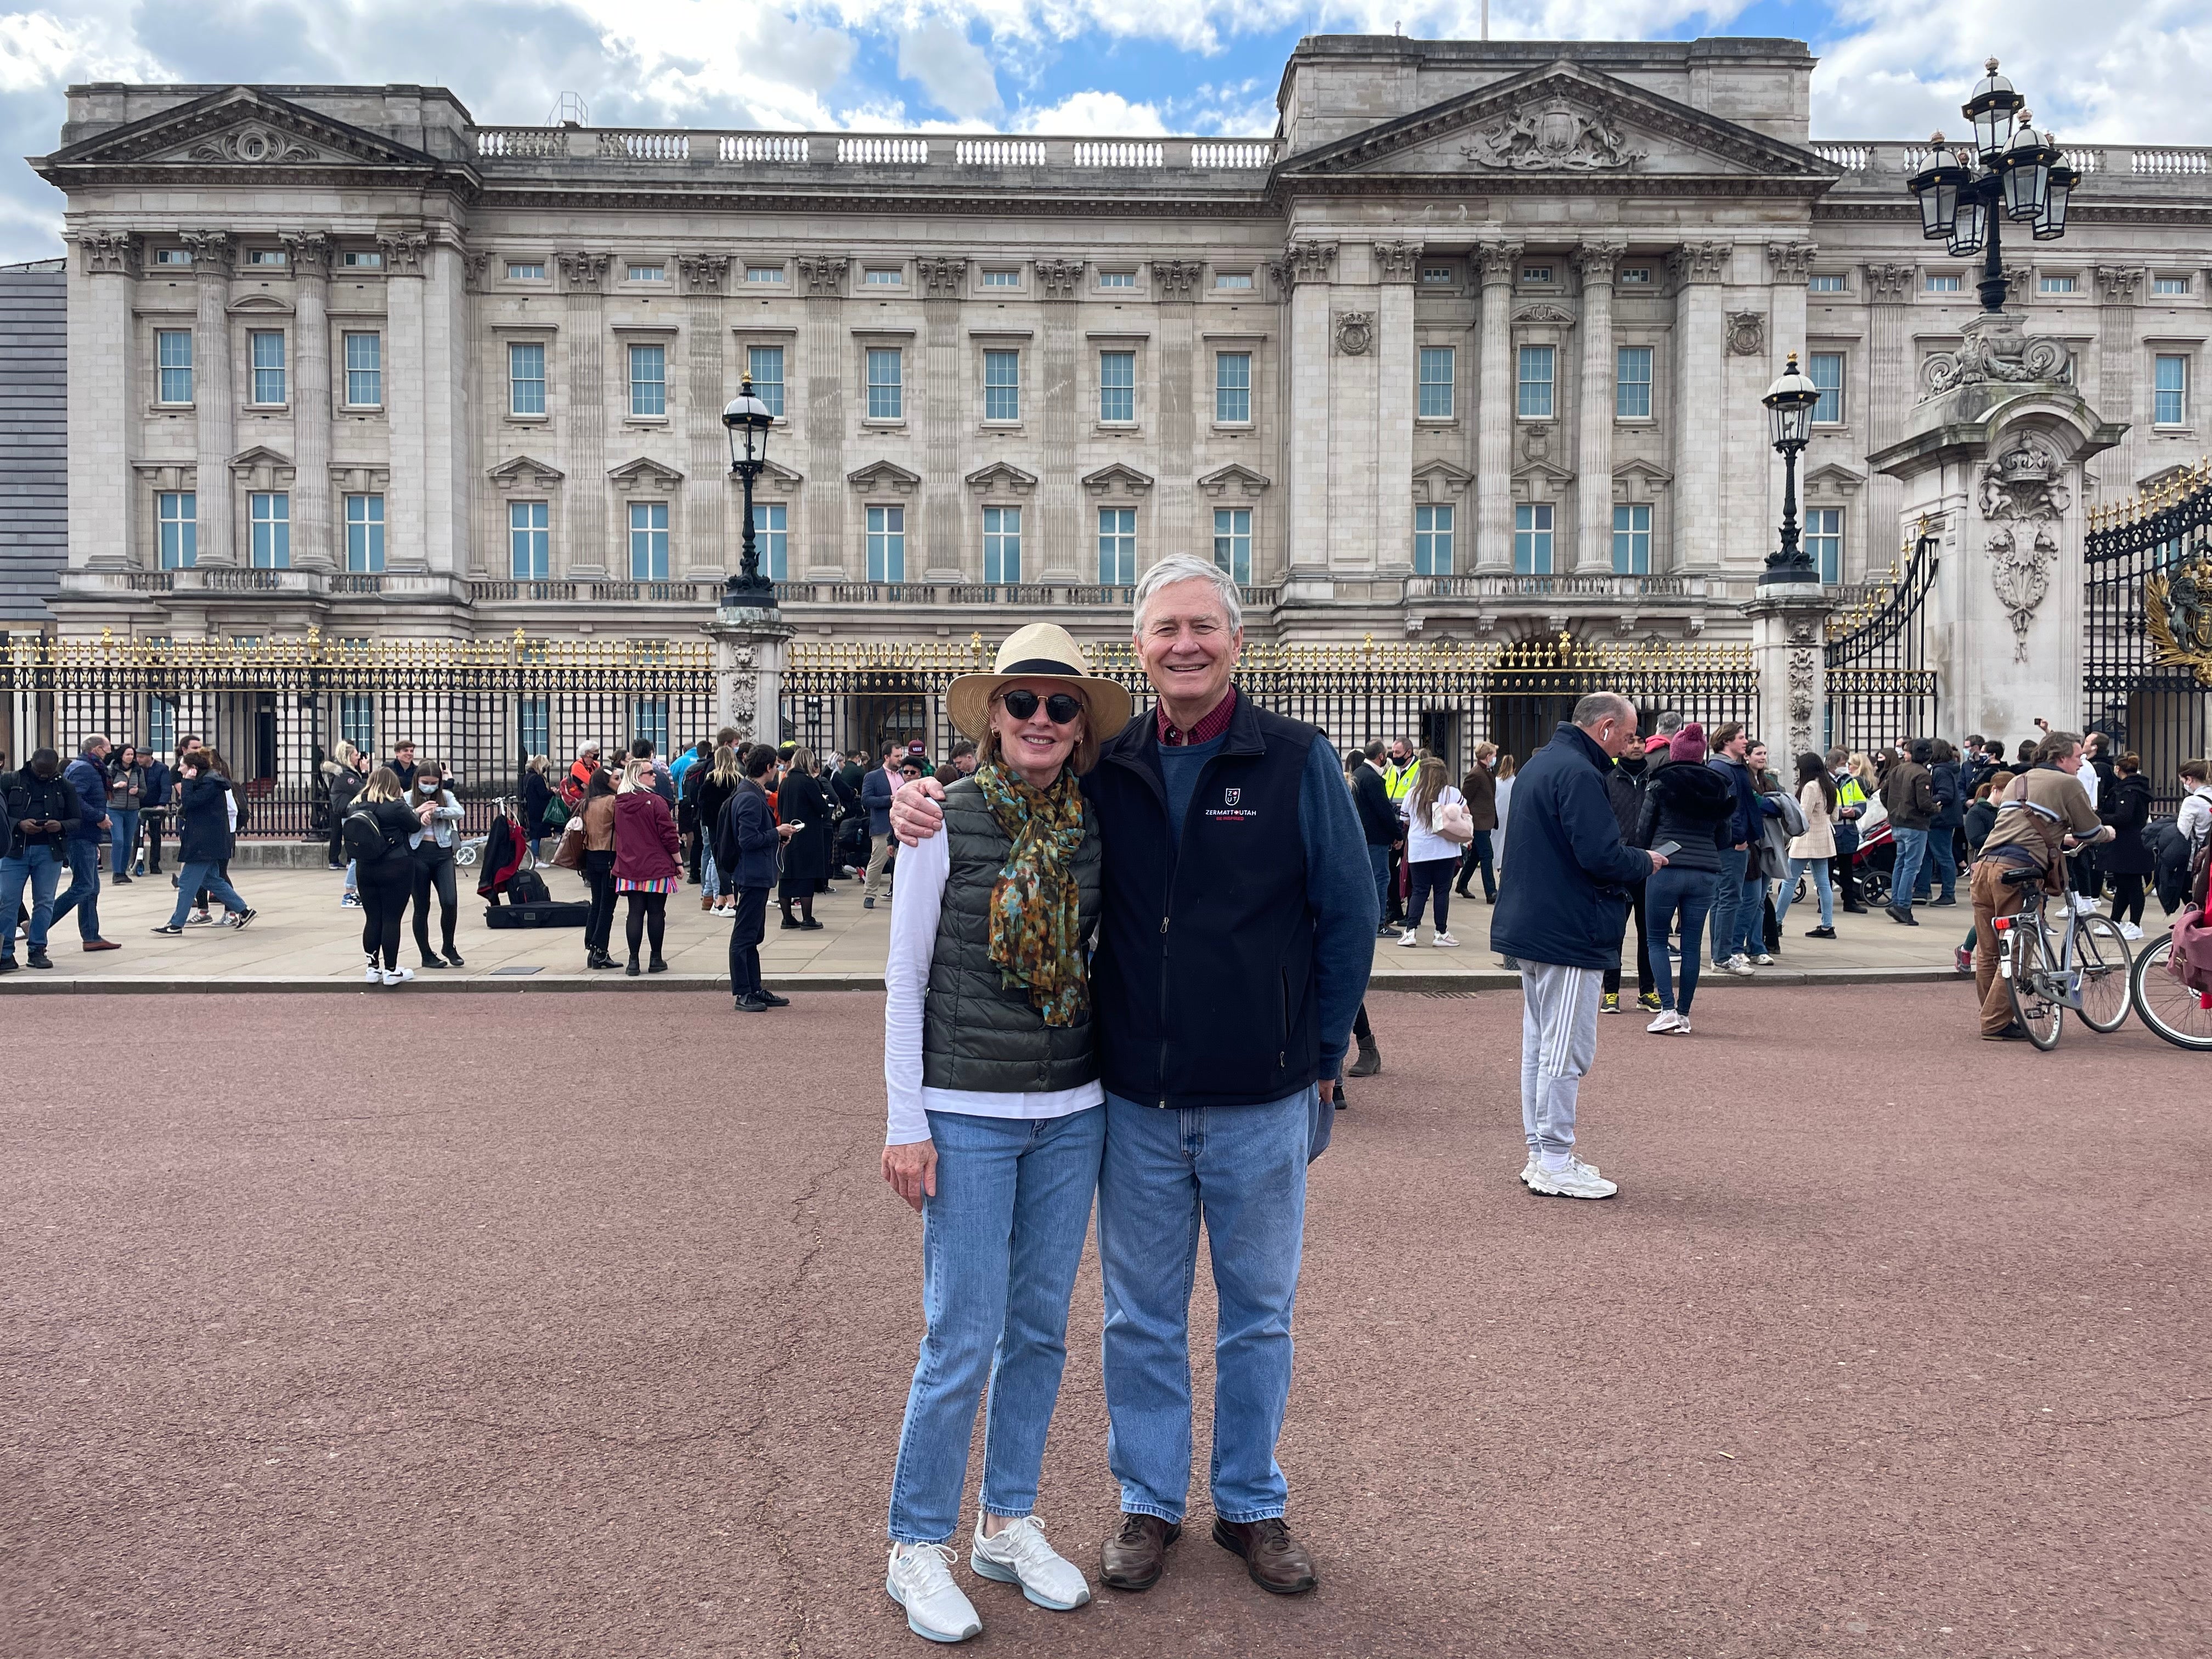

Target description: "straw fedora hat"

left=945, top=623, right=1134, bottom=751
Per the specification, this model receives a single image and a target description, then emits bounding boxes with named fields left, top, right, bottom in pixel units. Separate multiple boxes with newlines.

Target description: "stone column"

left=918, top=255, right=966, bottom=579
left=1741, top=588, right=1832, bottom=760
left=72, top=232, right=136, bottom=571
left=708, top=603, right=792, bottom=745
left=283, top=233, right=334, bottom=568
left=180, top=231, right=235, bottom=565
left=1373, top=240, right=1419, bottom=577
left=1765, top=241, right=1816, bottom=575
left=1668, top=241, right=1730, bottom=573
left=1572, top=240, right=1624, bottom=574
left=1152, top=259, right=1199, bottom=566
left=420, top=234, right=467, bottom=580
left=381, top=232, right=432, bottom=572
left=1284, top=240, right=1337, bottom=577
left=680, top=255, right=731, bottom=578
left=557, top=251, right=610, bottom=575
left=1474, top=240, right=1521, bottom=572
left=2096, top=265, right=2146, bottom=491
left=1863, top=261, right=1916, bottom=584
left=1037, top=258, right=1082, bottom=578
left=798, top=257, right=848, bottom=577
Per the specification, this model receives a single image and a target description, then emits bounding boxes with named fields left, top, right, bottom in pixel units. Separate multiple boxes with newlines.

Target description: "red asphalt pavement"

left=3, top=986, right=2207, bottom=1659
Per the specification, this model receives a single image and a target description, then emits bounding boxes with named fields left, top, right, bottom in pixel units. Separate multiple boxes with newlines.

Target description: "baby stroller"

left=1849, top=816, right=1898, bottom=905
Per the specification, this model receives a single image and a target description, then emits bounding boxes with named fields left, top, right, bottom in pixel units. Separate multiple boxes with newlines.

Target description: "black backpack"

left=341, top=803, right=394, bottom=864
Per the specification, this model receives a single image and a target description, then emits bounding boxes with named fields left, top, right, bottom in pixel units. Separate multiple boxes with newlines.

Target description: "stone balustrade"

left=468, top=127, right=1281, bottom=175
left=1814, top=139, right=2212, bottom=178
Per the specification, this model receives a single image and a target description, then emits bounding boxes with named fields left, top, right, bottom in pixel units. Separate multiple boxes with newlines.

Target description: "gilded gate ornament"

left=2146, top=551, right=2212, bottom=686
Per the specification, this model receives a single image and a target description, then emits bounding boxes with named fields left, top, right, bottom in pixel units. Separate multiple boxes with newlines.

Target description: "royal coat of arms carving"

left=2147, top=549, right=2212, bottom=686
left=1460, top=97, right=1646, bottom=171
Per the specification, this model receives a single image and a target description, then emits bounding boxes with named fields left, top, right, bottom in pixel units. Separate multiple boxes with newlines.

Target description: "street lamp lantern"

left=2036, top=152, right=2079, bottom=240
left=1758, top=352, right=1824, bottom=586
left=1909, top=135, right=1970, bottom=240
left=1945, top=190, right=1987, bottom=261
left=1963, top=57, right=2023, bottom=158
left=1997, top=112, right=2057, bottom=221
left=1905, top=60, right=2072, bottom=313
left=721, top=375, right=778, bottom=603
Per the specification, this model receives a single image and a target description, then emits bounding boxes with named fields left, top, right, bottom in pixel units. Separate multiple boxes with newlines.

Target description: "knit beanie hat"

left=1670, top=723, right=1708, bottom=764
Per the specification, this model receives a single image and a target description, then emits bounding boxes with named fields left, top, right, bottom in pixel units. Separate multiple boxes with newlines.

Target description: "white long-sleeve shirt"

left=881, top=825, right=1103, bottom=1146
left=1398, top=784, right=1466, bottom=865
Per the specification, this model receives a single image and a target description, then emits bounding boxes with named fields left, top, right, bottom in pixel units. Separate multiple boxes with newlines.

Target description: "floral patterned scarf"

left=977, top=761, right=1089, bottom=1027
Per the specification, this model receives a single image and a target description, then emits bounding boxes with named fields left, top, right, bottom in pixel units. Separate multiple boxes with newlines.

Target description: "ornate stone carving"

left=178, top=230, right=232, bottom=274
left=725, top=642, right=758, bottom=737
left=1978, top=435, right=2072, bottom=662
left=80, top=230, right=133, bottom=275
left=1282, top=240, right=1338, bottom=284
left=1334, top=312, right=1374, bottom=356
left=1459, top=95, right=1646, bottom=171
left=461, top=250, right=493, bottom=291
left=187, top=125, right=321, bottom=165
left=1766, top=240, right=1818, bottom=284
left=1923, top=311, right=2072, bottom=393
left=1572, top=239, right=1626, bottom=285
left=1474, top=240, right=1524, bottom=284
left=1372, top=240, right=1420, bottom=283
left=1669, top=240, right=1731, bottom=286
left=915, top=255, right=966, bottom=298
left=796, top=256, right=848, bottom=297
left=678, top=253, right=730, bottom=295
left=1865, top=262, right=1915, bottom=301
left=1787, top=619, right=1819, bottom=757
left=378, top=233, right=430, bottom=277
left=2095, top=265, right=2147, bottom=305
left=1513, top=302, right=1576, bottom=325
left=1725, top=311, right=1766, bottom=357
left=279, top=231, right=331, bottom=277
left=556, top=250, right=608, bottom=292
left=1150, top=258, right=1201, bottom=300
left=1035, top=258, right=1082, bottom=298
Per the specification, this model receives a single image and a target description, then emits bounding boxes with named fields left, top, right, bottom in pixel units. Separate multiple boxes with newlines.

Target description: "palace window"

left=866, top=348, right=903, bottom=420
left=1420, top=266, right=1453, bottom=285
left=249, top=492, right=291, bottom=569
left=342, top=332, right=382, bottom=408
left=629, top=501, right=670, bottom=580
left=984, top=349, right=1021, bottom=422
left=157, top=492, right=196, bottom=569
left=509, top=342, right=546, bottom=415
left=631, top=699, right=669, bottom=755
left=1521, top=266, right=1554, bottom=284
left=510, top=500, right=550, bottom=580
left=1213, top=507, right=1251, bottom=583
left=745, top=266, right=785, bottom=284
left=747, top=345, right=785, bottom=418
left=150, top=694, right=179, bottom=755
left=626, top=264, right=667, bottom=283
left=1514, top=503, right=1553, bottom=575
left=519, top=697, right=549, bottom=761
left=1215, top=352, right=1251, bottom=424
left=1414, top=504, right=1454, bottom=575
left=983, top=505, right=1022, bottom=583
left=1214, top=272, right=1254, bottom=290
left=1619, top=267, right=1652, bottom=285
left=1926, top=273, right=1963, bottom=292
left=249, top=331, right=286, bottom=405
left=1808, top=274, right=1847, bottom=293
left=982, top=269, right=1020, bottom=287
left=1098, top=507, right=1136, bottom=584
left=2038, top=274, right=2078, bottom=295
left=2153, top=276, right=2190, bottom=297
left=1418, top=347, right=1455, bottom=419
left=1517, top=345, right=1554, bottom=419
left=506, top=261, right=546, bottom=281
left=1615, top=346, right=1652, bottom=420
left=247, top=248, right=286, bottom=267
left=752, top=502, right=788, bottom=581
left=1612, top=504, right=1651, bottom=575
left=1097, top=270, right=1135, bottom=289
left=628, top=344, right=667, bottom=417
left=1099, top=351, right=1135, bottom=423
left=341, top=250, right=381, bottom=269
left=345, top=493, right=385, bottom=573
left=155, top=247, right=192, bottom=267
left=1809, top=351, right=1845, bottom=424
left=2154, top=354, right=2188, bottom=426
left=1807, top=507, right=1843, bottom=584
left=867, top=505, right=906, bottom=582
left=156, top=329, right=193, bottom=404
left=864, top=268, right=903, bottom=286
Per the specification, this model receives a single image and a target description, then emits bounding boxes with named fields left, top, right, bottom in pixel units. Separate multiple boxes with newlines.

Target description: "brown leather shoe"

left=1211, top=1517, right=1319, bottom=1595
left=1099, top=1513, right=1180, bottom=1592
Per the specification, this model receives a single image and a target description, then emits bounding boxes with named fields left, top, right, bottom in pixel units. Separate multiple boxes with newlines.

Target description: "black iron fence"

left=1824, top=530, right=1940, bottom=759
left=2085, top=462, right=2212, bottom=810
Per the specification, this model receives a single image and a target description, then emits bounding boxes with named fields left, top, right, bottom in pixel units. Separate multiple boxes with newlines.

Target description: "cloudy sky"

left=3, top=0, right=2206, bottom=262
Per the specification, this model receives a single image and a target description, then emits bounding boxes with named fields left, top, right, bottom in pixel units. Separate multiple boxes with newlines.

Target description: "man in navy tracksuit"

left=892, top=555, right=1375, bottom=1598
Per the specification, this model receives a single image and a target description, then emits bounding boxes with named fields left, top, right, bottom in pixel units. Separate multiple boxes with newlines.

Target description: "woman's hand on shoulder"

left=882, top=1139, right=937, bottom=1212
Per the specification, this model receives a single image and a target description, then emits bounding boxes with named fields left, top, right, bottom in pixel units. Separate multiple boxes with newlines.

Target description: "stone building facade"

left=31, top=35, right=2212, bottom=670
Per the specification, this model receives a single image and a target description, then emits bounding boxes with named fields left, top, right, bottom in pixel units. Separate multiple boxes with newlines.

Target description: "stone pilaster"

left=798, top=257, right=847, bottom=576
left=1765, top=240, right=1815, bottom=581
left=1038, top=263, right=1080, bottom=578
left=74, top=232, right=135, bottom=571
left=1152, top=259, right=1200, bottom=568
left=917, top=255, right=966, bottom=578
left=1864, top=261, right=1916, bottom=586
left=1373, top=240, right=1419, bottom=578
left=381, top=233, right=430, bottom=572
left=681, top=254, right=731, bottom=578
left=1474, top=240, right=1521, bottom=572
left=1668, top=240, right=1731, bottom=573
left=1284, top=241, right=1337, bottom=578
left=2096, top=265, right=2147, bottom=489
left=283, top=233, right=333, bottom=568
left=1573, top=240, right=1624, bottom=573
left=557, top=250, right=610, bottom=575
left=1741, top=588, right=1832, bottom=760
left=422, top=236, right=468, bottom=579
left=180, top=231, right=235, bottom=565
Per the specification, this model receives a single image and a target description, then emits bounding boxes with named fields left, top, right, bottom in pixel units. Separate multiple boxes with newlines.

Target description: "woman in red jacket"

left=613, top=757, right=682, bottom=975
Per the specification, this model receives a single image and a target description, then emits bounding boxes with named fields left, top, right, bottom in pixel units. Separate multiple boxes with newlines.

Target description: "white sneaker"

left=364, top=959, right=382, bottom=984
left=2117, top=921, right=2143, bottom=940
left=969, top=1514, right=1090, bottom=1612
left=1395, top=929, right=1420, bottom=947
left=1673, top=1015, right=1693, bottom=1034
left=380, top=966, right=415, bottom=986
left=1646, top=1009, right=1684, bottom=1034
left=2068, top=892, right=2100, bottom=915
left=1432, top=932, right=1459, bottom=947
left=1518, top=1154, right=1541, bottom=1187
left=1751, top=952, right=1775, bottom=967
left=887, top=1542, right=981, bottom=1643
left=1527, top=1156, right=1619, bottom=1200
left=1723, top=955, right=1757, bottom=977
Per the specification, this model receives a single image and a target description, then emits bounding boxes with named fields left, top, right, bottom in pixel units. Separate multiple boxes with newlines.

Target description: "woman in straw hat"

left=878, top=623, right=1131, bottom=1644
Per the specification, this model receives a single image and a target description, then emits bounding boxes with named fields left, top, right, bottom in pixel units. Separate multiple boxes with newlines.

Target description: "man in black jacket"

left=1351, top=740, right=1400, bottom=935
left=0, top=749, right=79, bottom=970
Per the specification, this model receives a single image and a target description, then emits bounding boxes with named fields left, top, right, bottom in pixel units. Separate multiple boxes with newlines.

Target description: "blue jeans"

left=164, top=861, right=247, bottom=928
left=1774, top=856, right=1833, bottom=930
left=109, top=810, right=142, bottom=876
left=1913, top=827, right=1959, bottom=901
left=0, top=846, right=62, bottom=957
left=1458, top=830, right=1496, bottom=900
left=1367, top=844, right=1391, bottom=920
left=1646, top=865, right=1714, bottom=1014
left=1734, top=868, right=1768, bottom=958
left=1889, top=827, right=1928, bottom=911
left=47, top=837, right=103, bottom=941
left=1099, top=1087, right=1311, bottom=1525
left=887, top=1105, right=1104, bottom=1544
left=1708, top=847, right=1748, bottom=965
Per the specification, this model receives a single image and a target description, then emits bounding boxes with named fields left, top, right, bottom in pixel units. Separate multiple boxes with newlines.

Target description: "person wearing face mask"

left=1, top=748, right=81, bottom=971
left=406, top=761, right=467, bottom=969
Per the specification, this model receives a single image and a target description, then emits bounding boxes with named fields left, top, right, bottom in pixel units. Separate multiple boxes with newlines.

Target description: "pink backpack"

left=2168, top=843, right=2212, bottom=1000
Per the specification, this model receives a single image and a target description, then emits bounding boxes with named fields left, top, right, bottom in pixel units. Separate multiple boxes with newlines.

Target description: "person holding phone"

left=1633, top=723, right=1736, bottom=1035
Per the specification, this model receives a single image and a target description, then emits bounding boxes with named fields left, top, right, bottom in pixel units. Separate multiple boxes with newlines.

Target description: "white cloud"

left=896, top=19, right=1001, bottom=120
left=1014, top=89, right=1165, bottom=135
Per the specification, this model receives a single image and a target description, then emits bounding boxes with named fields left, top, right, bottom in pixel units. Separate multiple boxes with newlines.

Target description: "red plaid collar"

left=1156, top=686, right=1237, bottom=747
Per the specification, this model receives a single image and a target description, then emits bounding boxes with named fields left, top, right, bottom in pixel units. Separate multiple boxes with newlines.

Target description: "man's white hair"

left=1132, top=555, right=1243, bottom=636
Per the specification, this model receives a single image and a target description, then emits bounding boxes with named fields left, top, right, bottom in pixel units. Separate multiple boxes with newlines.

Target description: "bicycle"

left=1989, top=849, right=2133, bottom=1049
left=2129, top=925, right=2212, bottom=1050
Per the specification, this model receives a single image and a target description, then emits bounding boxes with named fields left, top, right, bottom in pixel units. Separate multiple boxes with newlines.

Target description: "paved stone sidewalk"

left=3, top=854, right=1977, bottom=992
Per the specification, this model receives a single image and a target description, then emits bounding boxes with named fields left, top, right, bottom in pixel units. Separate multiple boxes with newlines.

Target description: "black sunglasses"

left=998, top=689, right=1082, bottom=726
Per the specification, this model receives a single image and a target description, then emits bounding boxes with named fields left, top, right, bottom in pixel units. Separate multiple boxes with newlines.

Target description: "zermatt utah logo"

left=1223, top=788, right=1242, bottom=806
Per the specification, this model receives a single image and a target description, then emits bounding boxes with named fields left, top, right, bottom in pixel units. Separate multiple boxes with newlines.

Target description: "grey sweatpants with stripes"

left=1519, top=960, right=1602, bottom=1158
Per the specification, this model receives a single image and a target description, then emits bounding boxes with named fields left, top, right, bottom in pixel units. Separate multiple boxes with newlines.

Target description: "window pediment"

left=966, top=461, right=1039, bottom=495
left=1082, top=463, right=1155, bottom=496
left=1198, top=462, right=1271, bottom=499
left=848, top=459, right=921, bottom=495
left=488, top=454, right=565, bottom=490
left=608, top=456, right=685, bottom=492
left=228, top=444, right=295, bottom=486
left=1411, top=459, right=1474, bottom=501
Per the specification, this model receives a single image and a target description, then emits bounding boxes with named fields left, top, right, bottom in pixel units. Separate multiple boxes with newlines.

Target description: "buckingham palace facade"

left=31, top=34, right=2212, bottom=667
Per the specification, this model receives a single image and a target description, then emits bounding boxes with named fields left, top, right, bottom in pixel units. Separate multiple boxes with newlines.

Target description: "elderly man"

left=891, top=553, right=1375, bottom=1597
left=1489, top=695, right=1667, bottom=1200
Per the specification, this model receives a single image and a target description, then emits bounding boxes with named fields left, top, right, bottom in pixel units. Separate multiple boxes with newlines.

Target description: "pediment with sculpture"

left=34, top=86, right=444, bottom=182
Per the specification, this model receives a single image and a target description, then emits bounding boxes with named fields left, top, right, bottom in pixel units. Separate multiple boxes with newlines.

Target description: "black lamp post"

left=1759, top=352, right=1824, bottom=586
left=1906, top=58, right=2074, bottom=314
left=721, top=376, right=776, bottom=603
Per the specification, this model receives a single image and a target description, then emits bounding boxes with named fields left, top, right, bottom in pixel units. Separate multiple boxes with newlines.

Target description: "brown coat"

left=1459, top=764, right=1498, bottom=831
left=583, top=793, right=618, bottom=853
left=1978, top=764, right=2106, bottom=890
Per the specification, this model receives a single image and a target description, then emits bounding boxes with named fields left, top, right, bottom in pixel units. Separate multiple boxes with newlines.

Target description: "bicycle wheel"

left=2130, top=936, right=2212, bottom=1051
left=2070, top=915, right=2133, bottom=1034
left=2008, top=922, right=2064, bottom=1049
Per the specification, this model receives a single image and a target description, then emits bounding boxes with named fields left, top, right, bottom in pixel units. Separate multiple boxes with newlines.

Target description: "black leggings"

left=1603, top=884, right=1656, bottom=997
left=2109, top=871, right=2147, bottom=927
left=359, top=864, right=410, bottom=969
left=625, top=889, right=668, bottom=961
left=411, top=848, right=458, bottom=960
